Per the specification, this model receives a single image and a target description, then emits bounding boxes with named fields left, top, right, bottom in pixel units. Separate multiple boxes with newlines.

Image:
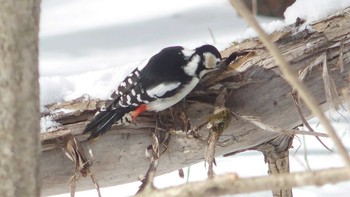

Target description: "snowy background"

left=41, top=0, right=350, bottom=196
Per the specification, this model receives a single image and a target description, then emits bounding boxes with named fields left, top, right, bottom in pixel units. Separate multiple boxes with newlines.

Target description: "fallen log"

left=40, top=7, right=350, bottom=196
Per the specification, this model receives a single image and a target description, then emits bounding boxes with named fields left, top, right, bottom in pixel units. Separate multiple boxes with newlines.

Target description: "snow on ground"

left=284, top=0, right=350, bottom=24
left=41, top=0, right=350, bottom=196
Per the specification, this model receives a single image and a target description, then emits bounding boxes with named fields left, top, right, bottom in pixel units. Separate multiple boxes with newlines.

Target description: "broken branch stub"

left=205, top=89, right=232, bottom=177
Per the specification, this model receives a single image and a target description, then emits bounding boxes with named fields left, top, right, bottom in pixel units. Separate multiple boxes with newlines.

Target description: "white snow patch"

left=52, top=108, right=76, bottom=115
left=40, top=116, right=61, bottom=133
left=284, top=0, right=350, bottom=24
left=236, top=0, right=350, bottom=41
left=239, top=20, right=285, bottom=39
left=40, top=64, right=135, bottom=106
left=40, top=76, right=73, bottom=106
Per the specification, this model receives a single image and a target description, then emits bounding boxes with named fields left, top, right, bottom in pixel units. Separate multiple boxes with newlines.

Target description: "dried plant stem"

left=292, top=93, right=333, bottom=152
left=229, top=0, right=350, bottom=166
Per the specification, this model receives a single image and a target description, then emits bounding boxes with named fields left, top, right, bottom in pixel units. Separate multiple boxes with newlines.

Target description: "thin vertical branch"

left=229, top=0, right=350, bottom=166
left=252, top=0, right=258, bottom=16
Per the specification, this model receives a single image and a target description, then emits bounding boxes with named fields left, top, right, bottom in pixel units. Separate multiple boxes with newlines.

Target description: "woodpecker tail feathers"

left=83, top=107, right=134, bottom=141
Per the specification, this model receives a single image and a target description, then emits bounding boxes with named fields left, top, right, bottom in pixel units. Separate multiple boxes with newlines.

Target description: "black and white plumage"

left=83, top=44, right=224, bottom=141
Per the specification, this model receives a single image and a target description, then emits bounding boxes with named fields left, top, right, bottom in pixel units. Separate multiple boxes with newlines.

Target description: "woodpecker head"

left=193, top=44, right=222, bottom=78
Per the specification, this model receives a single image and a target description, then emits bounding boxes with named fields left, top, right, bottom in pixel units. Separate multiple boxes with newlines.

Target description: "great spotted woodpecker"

left=83, top=44, right=227, bottom=141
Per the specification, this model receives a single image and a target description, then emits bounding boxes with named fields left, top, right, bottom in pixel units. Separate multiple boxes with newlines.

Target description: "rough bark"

left=0, top=1, right=41, bottom=197
left=40, top=7, right=350, bottom=196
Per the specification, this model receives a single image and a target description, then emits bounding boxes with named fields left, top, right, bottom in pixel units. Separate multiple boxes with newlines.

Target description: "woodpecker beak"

left=220, top=52, right=239, bottom=68
left=217, top=58, right=229, bottom=69
left=218, top=51, right=250, bottom=69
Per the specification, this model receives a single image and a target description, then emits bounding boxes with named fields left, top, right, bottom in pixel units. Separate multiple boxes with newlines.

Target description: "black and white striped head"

left=195, top=45, right=222, bottom=78
left=182, top=45, right=222, bottom=78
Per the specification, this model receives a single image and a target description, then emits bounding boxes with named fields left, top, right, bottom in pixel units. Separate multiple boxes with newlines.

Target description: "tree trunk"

left=40, top=7, right=350, bottom=196
left=0, top=1, right=41, bottom=196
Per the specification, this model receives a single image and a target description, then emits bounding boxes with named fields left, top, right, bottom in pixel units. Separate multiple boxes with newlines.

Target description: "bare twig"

left=137, top=130, right=160, bottom=193
left=239, top=115, right=329, bottom=138
left=138, top=121, right=171, bottom=194
left=297, top=54, right=325, bottom=85
left=322, top=53, right=342, bottom=110
left=229, top=0, right=350, bottom=166
left=61, top=134, right=101, bottom=197
left=252, top=0, right=257, bottom=16
left=135, top=167, right=350, bottom=197
left=302, top=135, right=312, bottom=170
left=208, top=28, right=216, bottom=44
left=342, top=73, right=350, bottom=111
left=293, top=53, right=334, bottom=151
left=338, top=40, right=345, bottom=73
left=292, top=93, right=333, bottom=152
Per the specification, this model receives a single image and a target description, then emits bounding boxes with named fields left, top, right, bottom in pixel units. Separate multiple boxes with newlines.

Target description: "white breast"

left=146, top=77, right=199, bottom=112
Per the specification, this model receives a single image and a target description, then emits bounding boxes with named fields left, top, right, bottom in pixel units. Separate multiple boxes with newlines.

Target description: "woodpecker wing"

left=109, top=46, right=195, bottom=108
left=137, top=46, right=194, bottom=99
